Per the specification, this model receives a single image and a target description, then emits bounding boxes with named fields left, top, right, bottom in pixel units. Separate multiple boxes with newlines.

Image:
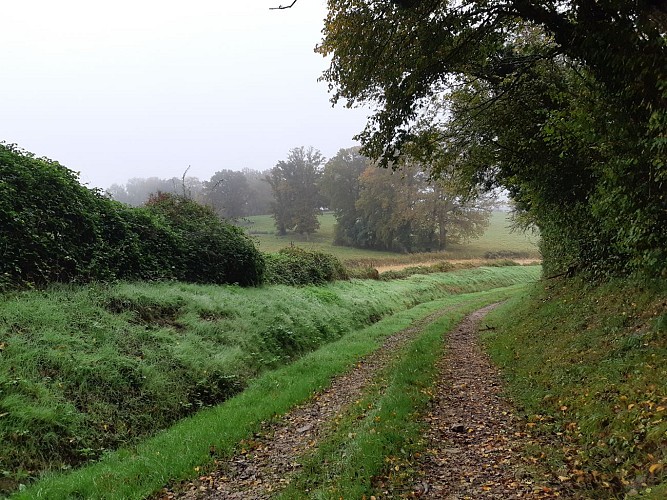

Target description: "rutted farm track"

left=157, top=304, right=566, bottom=499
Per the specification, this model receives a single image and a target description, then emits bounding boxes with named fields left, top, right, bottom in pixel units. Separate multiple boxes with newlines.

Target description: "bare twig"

left=181, top=165, right=192, bottom=199
left=269, top=0, right=297, bottom=10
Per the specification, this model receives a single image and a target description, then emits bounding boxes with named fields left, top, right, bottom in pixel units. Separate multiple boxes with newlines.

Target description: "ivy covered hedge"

left=0, top=144, right=264, bottom=288
left=264, top=247, right=348, bottom=285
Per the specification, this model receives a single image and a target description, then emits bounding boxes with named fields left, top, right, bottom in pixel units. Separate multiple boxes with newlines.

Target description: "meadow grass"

left=245, top=212, right=540, bottom=263
left=0, top=266, right=540, bottom=495
left=11, top=285, right=528, bottom=499
left=482, top=277, right=667, bottom=498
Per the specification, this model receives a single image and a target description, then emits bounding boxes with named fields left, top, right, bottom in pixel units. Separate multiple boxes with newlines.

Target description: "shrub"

left=0, top=144, right=101, bottom=286
left=483, top=250, right=531, bottom=260
left=264, top=247, right=348, bottom=285
left=379, top=261, right=455, bottom=280
left=145, top=193, right=265, bottom=286
left=347, top=267, right=381, bottom=280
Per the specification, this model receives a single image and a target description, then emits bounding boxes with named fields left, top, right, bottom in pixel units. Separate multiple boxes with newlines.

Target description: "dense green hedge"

left=0, top=144, right=264, bottom=288
left=264, top=247, right=348, bottom=285
left=144, top=193, right=264, bottom=286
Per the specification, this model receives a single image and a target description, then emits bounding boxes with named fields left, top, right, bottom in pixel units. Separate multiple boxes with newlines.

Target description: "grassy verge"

left=0, top=266, right=540, bottom=493
left=277, top=286, right=523, bottom=499
left=12, top=286, right=524, bottom=499
left=482, top=277, right=667, bottom=498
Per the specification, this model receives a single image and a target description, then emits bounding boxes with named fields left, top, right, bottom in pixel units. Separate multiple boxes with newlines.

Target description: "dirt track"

left=156, top=306, right=460, bottom=499
left=155, top=304, right=565, bottom=499
left=390, top=304, right=565, bottom=498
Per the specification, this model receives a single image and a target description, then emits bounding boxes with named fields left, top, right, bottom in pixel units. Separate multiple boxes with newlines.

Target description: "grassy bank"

left=483, top=277, right=667, bottom=498
left=245, top=211, right=540, bottom=263
left=12, top=285, right=527, bottom=499
left=0, top=266, right=539, bottom=494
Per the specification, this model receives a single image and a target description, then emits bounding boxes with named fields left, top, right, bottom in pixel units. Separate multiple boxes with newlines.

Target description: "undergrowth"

left=483, top=277, right=667, bottom=498
left=0, top=266, right=539, bottom=494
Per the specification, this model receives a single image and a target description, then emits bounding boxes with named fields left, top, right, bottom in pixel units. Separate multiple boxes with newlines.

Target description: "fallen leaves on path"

left=391, top=304, right=569, bottom=499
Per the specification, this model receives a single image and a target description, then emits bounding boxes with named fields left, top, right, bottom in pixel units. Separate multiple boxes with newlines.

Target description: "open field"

left=244, top=211, right=540, bottom=266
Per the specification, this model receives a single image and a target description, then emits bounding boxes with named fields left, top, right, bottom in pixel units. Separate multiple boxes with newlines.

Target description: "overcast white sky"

left=0, top=0, right=370, bottom=189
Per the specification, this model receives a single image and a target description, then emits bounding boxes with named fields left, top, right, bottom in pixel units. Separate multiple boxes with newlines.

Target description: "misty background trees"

left=106, top=145, right=496, bottom=253
left=203, top=169, right=274, bottom=219
left=107, top=168, right=274, bottom=219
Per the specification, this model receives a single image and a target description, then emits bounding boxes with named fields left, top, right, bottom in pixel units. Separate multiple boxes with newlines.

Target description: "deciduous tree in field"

left=320, top=147, right=369, bottom=245
left=355, top=161, right=491, bottom=252
left=267, top=147, right=325, bottom=236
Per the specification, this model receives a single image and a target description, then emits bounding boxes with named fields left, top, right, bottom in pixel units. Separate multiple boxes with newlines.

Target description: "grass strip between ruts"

left=15, top=285, right=526, bottom=499
left=277, top=287, right=520, bottom=499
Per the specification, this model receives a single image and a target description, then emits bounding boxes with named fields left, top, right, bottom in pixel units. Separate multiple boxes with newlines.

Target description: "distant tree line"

left=267, top=146, right=493, bottom=252
left=107, top=168, right=274, bottom=219
left=106, top=145, right=494, bottom=253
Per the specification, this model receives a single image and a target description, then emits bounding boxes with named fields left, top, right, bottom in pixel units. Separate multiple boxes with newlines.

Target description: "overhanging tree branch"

left=270, top=0, right=297, bottom=10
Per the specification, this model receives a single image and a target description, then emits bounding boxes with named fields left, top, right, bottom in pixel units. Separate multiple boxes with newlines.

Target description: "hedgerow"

left=0, top=143, right=264, bottom=288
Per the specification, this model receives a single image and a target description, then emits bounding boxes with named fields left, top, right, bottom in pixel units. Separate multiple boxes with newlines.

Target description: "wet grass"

left=0, top=266, right=540, bottom=495
left=483, top=277, right=667, bottom=498
left=10, top=285, right=530, bottom=499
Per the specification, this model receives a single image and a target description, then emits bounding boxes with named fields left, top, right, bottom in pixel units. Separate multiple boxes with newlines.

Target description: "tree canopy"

left=318, top=0, right=666, bottom=277
left=267, top=147, right=325, bottom=236
left=320, top=147, right=369, bottom=245
left=203, top=169, right=251, bottom=219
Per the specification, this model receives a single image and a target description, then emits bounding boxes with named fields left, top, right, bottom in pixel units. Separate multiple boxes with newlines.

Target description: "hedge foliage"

left=264, top=247, right=348, bottom=285
left=0, top=144, right=264, bottom=288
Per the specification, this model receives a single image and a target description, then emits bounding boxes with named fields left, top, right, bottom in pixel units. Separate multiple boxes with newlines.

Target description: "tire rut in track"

left=388, top=303, right=568, bottom=499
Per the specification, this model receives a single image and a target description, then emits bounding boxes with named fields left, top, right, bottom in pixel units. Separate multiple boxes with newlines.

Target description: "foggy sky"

left=0, top=1, right=369, bottom=189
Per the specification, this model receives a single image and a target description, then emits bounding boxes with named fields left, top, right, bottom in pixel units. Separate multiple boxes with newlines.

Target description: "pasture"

left=243, top=211, right=540, bottom=267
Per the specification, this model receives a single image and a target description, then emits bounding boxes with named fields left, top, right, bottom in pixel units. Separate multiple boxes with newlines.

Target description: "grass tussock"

left=0, top=266, right=539, bottom=493
left=483, top=277, right=667, bottom=498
